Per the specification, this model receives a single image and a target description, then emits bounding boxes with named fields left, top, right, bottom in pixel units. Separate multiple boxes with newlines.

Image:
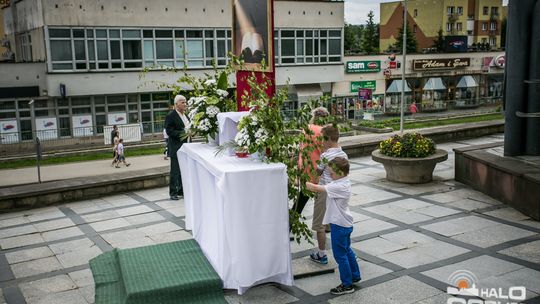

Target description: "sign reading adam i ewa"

left=346, top=61, right=381, bottom=73
left=413, top=58, right=470, bottom=70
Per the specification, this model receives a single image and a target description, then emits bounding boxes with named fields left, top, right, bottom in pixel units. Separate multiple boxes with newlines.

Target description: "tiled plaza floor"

left=1, top=133, right=539, bottom=304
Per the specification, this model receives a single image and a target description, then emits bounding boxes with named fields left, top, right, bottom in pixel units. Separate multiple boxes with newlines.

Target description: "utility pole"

left=400, top=0, right=407, bottom=134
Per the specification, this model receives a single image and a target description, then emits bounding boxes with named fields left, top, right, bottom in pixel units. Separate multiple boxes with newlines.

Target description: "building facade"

left=333, top=51, right=504, bottom=117
left=380, top=0, right=504, bottom=52
left=0, top=0, right=344, bottom=143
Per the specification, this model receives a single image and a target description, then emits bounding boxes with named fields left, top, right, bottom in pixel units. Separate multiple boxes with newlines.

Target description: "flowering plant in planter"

left=379, top=132, right=436, bottom=158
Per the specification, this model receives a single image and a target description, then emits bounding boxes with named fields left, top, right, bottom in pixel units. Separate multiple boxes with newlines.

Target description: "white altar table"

left=178, top=143, right=293, bottom=294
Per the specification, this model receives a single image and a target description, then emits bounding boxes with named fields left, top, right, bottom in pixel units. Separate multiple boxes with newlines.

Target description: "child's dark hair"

left=329, top=157, right=349, bottom=176
left=119, top=138, right=124, bottom=143
left=322, top=124, right=339, bottom=143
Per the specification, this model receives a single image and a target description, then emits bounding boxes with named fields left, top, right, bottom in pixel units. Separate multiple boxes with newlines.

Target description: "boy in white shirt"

left=307, top=157, right=361, bottom=295
left=115, top=138, right=131, bottom=168
left=309, top=125, right=348, bottom=265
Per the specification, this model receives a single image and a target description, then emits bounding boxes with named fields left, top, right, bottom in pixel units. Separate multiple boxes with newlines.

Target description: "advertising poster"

left=72, top=115, right=94, bottom=137
left=35, top=117, right=58, bottom=140
left=358, top=88, right=373, bottom=101
left=0, top=119, right=19, bottom=143
left=232, top=0, right=273, bottom=72
left=107, top=112, right=127, bottom=125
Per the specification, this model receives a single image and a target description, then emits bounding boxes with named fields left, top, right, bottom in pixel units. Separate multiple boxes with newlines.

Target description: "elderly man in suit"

left=165, top=95, right=190, bottom=200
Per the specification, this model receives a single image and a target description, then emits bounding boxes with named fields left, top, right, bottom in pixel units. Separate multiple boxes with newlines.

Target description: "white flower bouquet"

left=180, top=69, right=236, bottom=142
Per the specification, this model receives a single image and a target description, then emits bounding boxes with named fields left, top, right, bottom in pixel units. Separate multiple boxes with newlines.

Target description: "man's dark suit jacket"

left=164, top=110, right=188, bottom=158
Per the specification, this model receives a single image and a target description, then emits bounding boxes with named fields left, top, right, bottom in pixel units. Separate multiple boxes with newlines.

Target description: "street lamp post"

left=400, top=0, right=407, bottom=134
left=29, top=99, right=42, bottom=183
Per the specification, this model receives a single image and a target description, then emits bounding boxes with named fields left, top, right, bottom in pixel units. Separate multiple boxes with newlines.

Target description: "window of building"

left=491, top=7, right=498, bottom=15
left=447, top=6, right=454, bottom=15
left=273, top=28, right=341, bottom=65
left=446, top=23, right=453, bottom=32
left=457, top=6, right=463, bottom=15
left=48, top=26, right=232, bottom=71
left=47, top=27, right=338, bottom=71
left=456, top=23, right=462, bottom=31
left=483, top=6, right=489, bottom=15
left=413, top=25, right=417, bottom=33
left=489, top=37, right=496, bottom=46
left=17, top=32, right=33, bottom=62
left=482, top=38, right=487, bottom=43
left=482, top=22, right=487, bottom=31
left=490, top=22, right=497, bottom=30
left=414, top=9, right=417, bottom=17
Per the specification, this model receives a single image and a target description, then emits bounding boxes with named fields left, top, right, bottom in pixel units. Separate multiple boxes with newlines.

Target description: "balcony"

left=447, top=13, right=458, bottom=22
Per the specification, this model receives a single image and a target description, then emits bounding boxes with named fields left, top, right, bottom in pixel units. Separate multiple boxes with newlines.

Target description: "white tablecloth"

left=178, top=143, right=293, bottom=294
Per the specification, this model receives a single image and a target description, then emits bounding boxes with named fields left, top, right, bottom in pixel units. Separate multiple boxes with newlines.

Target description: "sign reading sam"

left=346, top=61, right=381, bottom=73
left=413, top=58, right=470, bottom=70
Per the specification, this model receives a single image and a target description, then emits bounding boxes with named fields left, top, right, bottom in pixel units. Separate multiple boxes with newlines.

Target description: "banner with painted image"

left=232, top=0, right=273, bottom=72
left=0, top=120, right=19, bottom=144
left=72, top=115, right=94, bottom=137
left=107, top=113, right=127, bottom=125
left=35, top=117, right=58, bottom=140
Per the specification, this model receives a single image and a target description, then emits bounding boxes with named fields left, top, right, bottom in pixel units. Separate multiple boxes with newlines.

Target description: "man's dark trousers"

left=170, top=155, right=182, bottom=197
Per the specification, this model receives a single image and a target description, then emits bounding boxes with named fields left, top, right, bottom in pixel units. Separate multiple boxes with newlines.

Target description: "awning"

left=456, top=75, right=478, bottom=88
left=295, top=84, right=323, bottom=103
left=423, top=77, right=446, bottom=91
left=386, top=80, right=411, bottom=93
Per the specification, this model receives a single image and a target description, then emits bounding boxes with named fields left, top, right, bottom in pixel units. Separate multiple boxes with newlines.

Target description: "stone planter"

left=371, top=149, right=448, bottom=184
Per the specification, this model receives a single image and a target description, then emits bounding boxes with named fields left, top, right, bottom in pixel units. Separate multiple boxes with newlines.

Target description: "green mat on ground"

left=90, top=239, right=226, bottom=304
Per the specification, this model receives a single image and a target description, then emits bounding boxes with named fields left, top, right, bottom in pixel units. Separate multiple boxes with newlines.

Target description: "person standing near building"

left=409, top=101, right=418, bottom=119
left=165, top=95, right=190, bottom=200
left=290, top=107, right=328, bottom=229
left=110, top=125, right=119, bottom=146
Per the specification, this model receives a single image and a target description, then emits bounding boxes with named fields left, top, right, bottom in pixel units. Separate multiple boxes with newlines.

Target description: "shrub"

left=379, top=132, right=436, bottom=158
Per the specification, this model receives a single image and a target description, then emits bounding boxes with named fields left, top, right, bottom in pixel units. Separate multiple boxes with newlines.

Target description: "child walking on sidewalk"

left=307, top=157, right=361, bottom=295
left=115, top=138, right=131, bottom=168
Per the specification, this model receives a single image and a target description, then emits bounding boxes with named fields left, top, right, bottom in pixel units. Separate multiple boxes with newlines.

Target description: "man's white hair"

left=174, top=94, right=186, bottom=104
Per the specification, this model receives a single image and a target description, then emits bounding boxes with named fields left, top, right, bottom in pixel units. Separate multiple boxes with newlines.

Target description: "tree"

left=395, top=24, right=418, bottom=54
left=344, top=23, right=364, bottom=54
left=432, top=28, right=445, bottom=52
left=361, top=11, right=379, bottom=54
left=344, top=23, right=360, bottom=53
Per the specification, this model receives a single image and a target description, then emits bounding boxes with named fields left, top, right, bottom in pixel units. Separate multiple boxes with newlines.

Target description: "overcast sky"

left=344, top=0, right=509, bottom=25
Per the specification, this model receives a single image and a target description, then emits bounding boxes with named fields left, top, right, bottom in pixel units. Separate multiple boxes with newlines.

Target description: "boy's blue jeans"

left=330, top=223, right=361, bottom=287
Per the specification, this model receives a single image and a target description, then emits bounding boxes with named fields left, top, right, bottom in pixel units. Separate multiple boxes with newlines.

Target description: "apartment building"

left=380, top=0, right=503, bottom=52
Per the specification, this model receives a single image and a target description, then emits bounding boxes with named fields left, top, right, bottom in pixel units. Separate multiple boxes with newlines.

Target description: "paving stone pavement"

left=1, top=133, right=539, bottom=304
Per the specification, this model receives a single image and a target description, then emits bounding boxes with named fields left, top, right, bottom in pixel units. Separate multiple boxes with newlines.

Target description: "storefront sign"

left=493, top=54, right=505, bottom=68
left=0, top=119, right=19, bottom=143
left=72, top=115, right=94, bottom=137
left=35, top=117, right=58, bottom=140
left=346, top=61, right=381, bottom=73
left=350, top=80, right=376, bottom=92
left=358, top=89, right=372, bottom=101
left=413, top=58, right=470, bottom=70
left=107, top=113, right=127, bottom=125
